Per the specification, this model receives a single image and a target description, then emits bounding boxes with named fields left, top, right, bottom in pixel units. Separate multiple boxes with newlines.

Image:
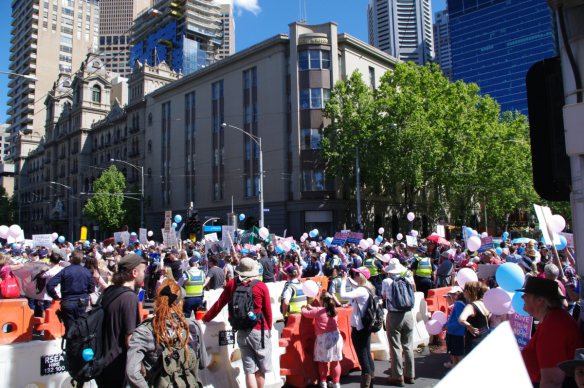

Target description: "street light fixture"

left=0, top=71, right=37, bottom=81
left=110, top=158, right=144, bottom=228
left=221, top=122, right=265, bottom=228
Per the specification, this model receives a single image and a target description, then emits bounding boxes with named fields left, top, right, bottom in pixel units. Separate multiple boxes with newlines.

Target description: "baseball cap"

left=334, top=263, right=348, bottom=272
left=118, top=253, right=147, bottom=272
left=350, top=266, right=371, bottom=280
left=189, top=256, right=200, bottom=266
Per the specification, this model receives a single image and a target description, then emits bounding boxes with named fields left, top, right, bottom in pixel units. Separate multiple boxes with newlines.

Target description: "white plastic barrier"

left=200, top=286, right=285, bottom=388
left=0, top=339, right=97, bottom=388
left=412, top=291, right=430, bottom=348
left=370, top=321, right=390, bottom=361
left=265, top=281, right=286, bottom=323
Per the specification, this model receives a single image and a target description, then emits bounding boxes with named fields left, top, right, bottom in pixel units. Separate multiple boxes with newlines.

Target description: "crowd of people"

left=0, top=231, right=582, bottom=387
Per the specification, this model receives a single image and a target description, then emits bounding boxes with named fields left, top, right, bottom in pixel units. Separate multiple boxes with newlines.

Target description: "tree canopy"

left=83, top=165, right=126, bottom=233
left=322, top=62, right=554, bottom=232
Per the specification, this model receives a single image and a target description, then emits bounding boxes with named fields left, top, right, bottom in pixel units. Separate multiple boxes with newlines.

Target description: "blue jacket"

left=46, top=264, right=94, bottom=301
left=445, top=300, right=466, bottom=336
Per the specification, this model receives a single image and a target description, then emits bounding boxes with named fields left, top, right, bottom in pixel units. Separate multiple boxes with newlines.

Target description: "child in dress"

left=301, top=291, right=343, bottom=388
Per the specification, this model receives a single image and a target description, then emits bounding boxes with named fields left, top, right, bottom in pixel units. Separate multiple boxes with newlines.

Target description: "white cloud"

left=214, top=0, right=261, bottom=15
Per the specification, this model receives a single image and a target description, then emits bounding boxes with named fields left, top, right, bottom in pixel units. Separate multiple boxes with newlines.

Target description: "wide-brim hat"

left=558, top=348, right=584, bottom=376
left=516, top=276, right=565, bottom=300
left=235, top=257, right=259, bottom=279
left=385, top=258, right=406, bottom=275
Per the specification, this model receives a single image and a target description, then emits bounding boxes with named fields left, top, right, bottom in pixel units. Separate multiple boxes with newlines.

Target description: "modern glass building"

left=447, top=0, right=557, bottom=115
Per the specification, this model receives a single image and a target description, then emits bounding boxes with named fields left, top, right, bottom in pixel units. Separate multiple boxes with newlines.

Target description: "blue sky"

left=0, top=0, right=446, bottom=123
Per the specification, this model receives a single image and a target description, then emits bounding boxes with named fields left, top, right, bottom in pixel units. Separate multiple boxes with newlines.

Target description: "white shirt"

left=340, top=279, right=369, bottom=330
left=381, top=275, right=415, bottom=312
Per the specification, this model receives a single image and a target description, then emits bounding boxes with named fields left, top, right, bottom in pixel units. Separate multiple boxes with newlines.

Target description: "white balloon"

left=310, top=241, right=317, bottom=248
left=300, top=235, right=307, bottom=243
left=483, top=287, right=514, bottom=315
left=456, top=268, right=478, bottom=288
left=471, top=230, right=478, bottom=237
left=411, top=230, right=419, bottom=238
left=370, top=245, right=379, bottom=254
left=359, top=239, right=370, bottom=250
left=466, top=235, right=482, bottom=251
left=258, top=227, right=269, bottom=240
left=407, top=212, right=415, bottom=222
left=481, top=232, right=488, bottom=238
left=366, top=238, right=374, bottom=247
left=8, top=224, right=22, bottom=238
left=282, top=241, right=292, bottom=252
left=432, top=311, right=448, bottom=326
left=147, top=230, right=154, bottom=237
left=396, top=233, right=403, bottom=241
left=302, top=280, right=320, bottom=298
left=51, top=232, right=59, bottom=241
left=0, top=225, right=8, bottom=239
left=378, top=227, right=385, bottom=235
left=550, top=214, right=566, bottom=233
left=425, top=319, right=443, bottom=336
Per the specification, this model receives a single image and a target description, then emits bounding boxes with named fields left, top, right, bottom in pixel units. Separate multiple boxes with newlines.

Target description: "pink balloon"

left=432, top=311, right=448, bottom=325
left=425, top=319, right=443, bottom=335
left=456, top=268, right=478, bottom=288
left=483, top=287, right=513, bottom=315
left=466, top=236, right=481, bottom=251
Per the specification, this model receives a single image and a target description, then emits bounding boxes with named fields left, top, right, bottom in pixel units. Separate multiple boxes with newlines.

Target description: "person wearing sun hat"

left=382, top=259, right=416, bottom=385
left=520, top=277, right=583, bottom=387
left=558, top=349, right=584, bottom=388
left=203, top=257, right=273, bottom=388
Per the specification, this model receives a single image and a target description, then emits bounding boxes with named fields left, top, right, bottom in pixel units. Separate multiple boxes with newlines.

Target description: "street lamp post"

left=221, top=123, right=264, bottom=228
left=110, top=159, right=144, bottom=228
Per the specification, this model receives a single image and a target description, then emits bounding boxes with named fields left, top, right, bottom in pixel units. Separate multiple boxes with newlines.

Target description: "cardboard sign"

left=509, top=313, right=533, bottom=350
left=560, top=232, right=574, bottom=248
left=332, top=231, right=350, bottom=246
left=478, top=236, right=493, bottom=252
left=40, top=352, right=67, bottom=376
left=534, top=204, right=561, bottom=246
left=161, top=228, right=177, bottom=247
left=205, top=233, right=219, bottom=242
left=121, top=231, right=130, bottom=246
left=406, top=235, right=418, bottom=247
left=32, top=234, right=53, bottom=249
left=346, top=232, right=364, bottom=244
left=222, top=225, right=236, bottom=250
left=113, top=232, right=123, bottom=243
left=164, top=210, right=172, bottom=233
left=139, top=228, right=148, bottom=244
left=436, top=225, right=445, bottom=238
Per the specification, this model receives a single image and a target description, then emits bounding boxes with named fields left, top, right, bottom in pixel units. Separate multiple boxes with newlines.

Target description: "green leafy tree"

left=123, top=184, right=141, bottom=231
left=83, top=165, right=126, bottom=234
left=0, top=187, right=15, bottom=224
left=323, top=62, right=566, bottom=233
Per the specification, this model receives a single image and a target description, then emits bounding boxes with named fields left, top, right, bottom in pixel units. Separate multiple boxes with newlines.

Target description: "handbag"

left=0, top=269, right=21, bottom=299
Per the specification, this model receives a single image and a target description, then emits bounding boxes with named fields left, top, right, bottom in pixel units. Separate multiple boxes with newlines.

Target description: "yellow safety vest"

left=288, top=281, right=307, bottom=314
left=331, top=276, right=352, bottom=304
left=364, top=257, right=379, bottom=276
left=184, top=269, right=205, bottom=297
left=415, top=257, right=432, bottom=278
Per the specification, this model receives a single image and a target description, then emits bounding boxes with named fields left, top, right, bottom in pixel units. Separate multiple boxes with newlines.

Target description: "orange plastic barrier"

left=32, top=300, right=65, bottom=340
left=138, top=302, right=150, bottom=321
left=301, top=276, right=329, bottom=294
left=0, top=298, right=34, bottom=344
left=279, top=306, right=360, bottom=387
left=425, top=287, right=450, bottom=315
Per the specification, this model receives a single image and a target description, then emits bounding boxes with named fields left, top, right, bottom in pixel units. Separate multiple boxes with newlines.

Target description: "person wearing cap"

left=382, top=259, right=416, bottom=386
left=443, top=286, right=465, bottom=369
left=340, top=267, right=376, bottom=388
left=520, top=277, right=583, bottom=387
left=182, top=256, right=205, bottom=318
left=203, top=257, right=273, bottom=388
left=164, top=248, right=183, bottom=282
left=281, top=266, right=307, bottom=317
left=95, top=253, right=147, bottom=388
left=328, top=264, right=352, bottom=306
left=305, top=252, right=324, bottom=278
left=411, top=248, right=435, bottom=298
left=46, top=250, right=94, bottom=333
left=204, top=256, right=225, bottom=290
left=364, top=250, right=385, bottom=297
left=558, top=349, right=584, bottom=388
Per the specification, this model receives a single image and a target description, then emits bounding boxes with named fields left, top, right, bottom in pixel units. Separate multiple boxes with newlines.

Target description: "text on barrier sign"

left=219, top=330, right=236, bottom=346
left=40, top=352, right=67, bottom=376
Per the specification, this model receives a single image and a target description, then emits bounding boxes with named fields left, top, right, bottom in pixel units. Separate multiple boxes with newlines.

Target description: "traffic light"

left=187, top=210, right=201, bottom=236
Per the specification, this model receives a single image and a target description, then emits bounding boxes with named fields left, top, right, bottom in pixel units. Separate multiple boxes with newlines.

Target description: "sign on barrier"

left=219, top=330, right=236, bottom=346
left=40, top=352, right=67, bottom=376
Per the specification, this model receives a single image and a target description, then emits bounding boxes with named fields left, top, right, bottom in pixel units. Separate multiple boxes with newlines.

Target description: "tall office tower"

left=8, top=0, right=100, bottom=175
left=217, top=2, right=234, bottom=60
left=433, top=9, right=452, bottom=79
left=130, top=0, right=226, bottom=75
left=367, top=0, right=435, bottom=65
left=98, top=0, right=151, bottom=77
left=448, top=0, right=557, bottom=115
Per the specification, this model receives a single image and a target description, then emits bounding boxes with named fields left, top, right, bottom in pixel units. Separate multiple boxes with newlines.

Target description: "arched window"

left=92, top=85, right=101, bottom=103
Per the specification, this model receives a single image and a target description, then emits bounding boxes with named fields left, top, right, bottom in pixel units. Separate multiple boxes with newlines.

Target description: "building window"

left=300, top=88, right=331, bottom=110
left=301, top=128, right=322, bottom=149
left=369, top=66, right=375, bottom=88
left=298, top=49, right=331, bottom=70
left=91, top=85, right=101, bottom=103
left=302, top=169, right=332, bottom=191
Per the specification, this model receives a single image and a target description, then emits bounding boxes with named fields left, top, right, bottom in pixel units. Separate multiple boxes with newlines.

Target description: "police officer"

left=281, top=266, right=307, bottom=317
left=182, top=256, right=205, bottom=318
left=412, top=246, right=435, bottom=297
left=329, top=264, right=352, bottom=306
left=364, top=250, right=385, bottom=296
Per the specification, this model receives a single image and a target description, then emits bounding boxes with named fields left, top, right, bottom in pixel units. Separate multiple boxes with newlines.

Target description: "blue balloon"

left=502, top=231, right=509, bottom=242
left=58, top=236, right=65, bottom=243
left=174, top=215, right=182, bottom=224
left=276, top=246, right=285, bottom=254
left=241, top=248, right=249, bottom=255
left=172, top=222, right=178, bottom=229
left=82, top=348, right=94, bottom=362
left=555, top=235, right=567, bottom=251
left=309, top=230, right=317, bottom=238
left=239, top=213, right=246, bottom=221
left=376, top=235, right=383, bottom=242
left=11, top=243, right=17, bottom=249
left=512, top=292, right=529, bottom=316
left=464, top=227, right=473, bottom=238
left=324, top=237, right=333, bottom=247
left=495, top=247, right=503, bottom=256
left=193, top=251, right=201, bottom=259
left=135, top=250, right=142, bottom=256
left=496, top=263, right=525, bottom=292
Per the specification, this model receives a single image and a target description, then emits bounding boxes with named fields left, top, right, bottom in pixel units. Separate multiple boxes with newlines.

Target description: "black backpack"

left=228, top=279, right=262, bottom=331
left=361, top=287, right=384, bottom=332
left=391, top=276, right=415, bottom=311
left=63, top=287, right=131, bottom=385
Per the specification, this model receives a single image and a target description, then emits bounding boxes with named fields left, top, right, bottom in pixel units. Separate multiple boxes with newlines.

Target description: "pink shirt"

left=301, top=306, right=338, bottom=336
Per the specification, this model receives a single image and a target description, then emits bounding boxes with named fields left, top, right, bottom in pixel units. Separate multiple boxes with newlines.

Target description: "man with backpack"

left=203, top=257, right=273, bottom=388
left=382, top=258, right=416, bottom=386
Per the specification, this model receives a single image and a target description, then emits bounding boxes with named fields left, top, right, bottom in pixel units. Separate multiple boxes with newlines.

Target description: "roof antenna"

left=298, top=0, right=307, bottom=23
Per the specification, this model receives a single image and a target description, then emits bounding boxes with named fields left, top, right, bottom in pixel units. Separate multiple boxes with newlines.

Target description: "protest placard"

left=32, top=234, right=53, bottom=249
left=205, top=233, right=219, bottom=242
left=347, top=232, right=364, bottom=245
left=406, top=235, right=418, bottom=247
left=331, top=231, right=350, bottom=246
left=436, top=225, right=445, bottom=238
left=121, top=231, right=130, bottom=246
left=139, top=228, right=148, bottom=244
left=113, top=232, right=123, bottom=243
left=509, top=313, right=533, bottom=350
left=164, top=210, right=172, bottom=233
left=478, top=236, right=493, bottom=252
left=560, top=232, right=574, bottom=248
left=534, top=204, right=560, bottom=245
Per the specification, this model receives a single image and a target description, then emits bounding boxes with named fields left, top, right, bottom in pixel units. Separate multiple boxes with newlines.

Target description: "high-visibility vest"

left=331, top=276, right=352, bottom=304
left=184, top=269, right=205, bottom=297
left=288, top=281, right=307, bottom=314
left=258, top=263, right=264, bottom=281
left=364, top=257, right=379, bottom=276
left=415, top=257, right=432, bottom=278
